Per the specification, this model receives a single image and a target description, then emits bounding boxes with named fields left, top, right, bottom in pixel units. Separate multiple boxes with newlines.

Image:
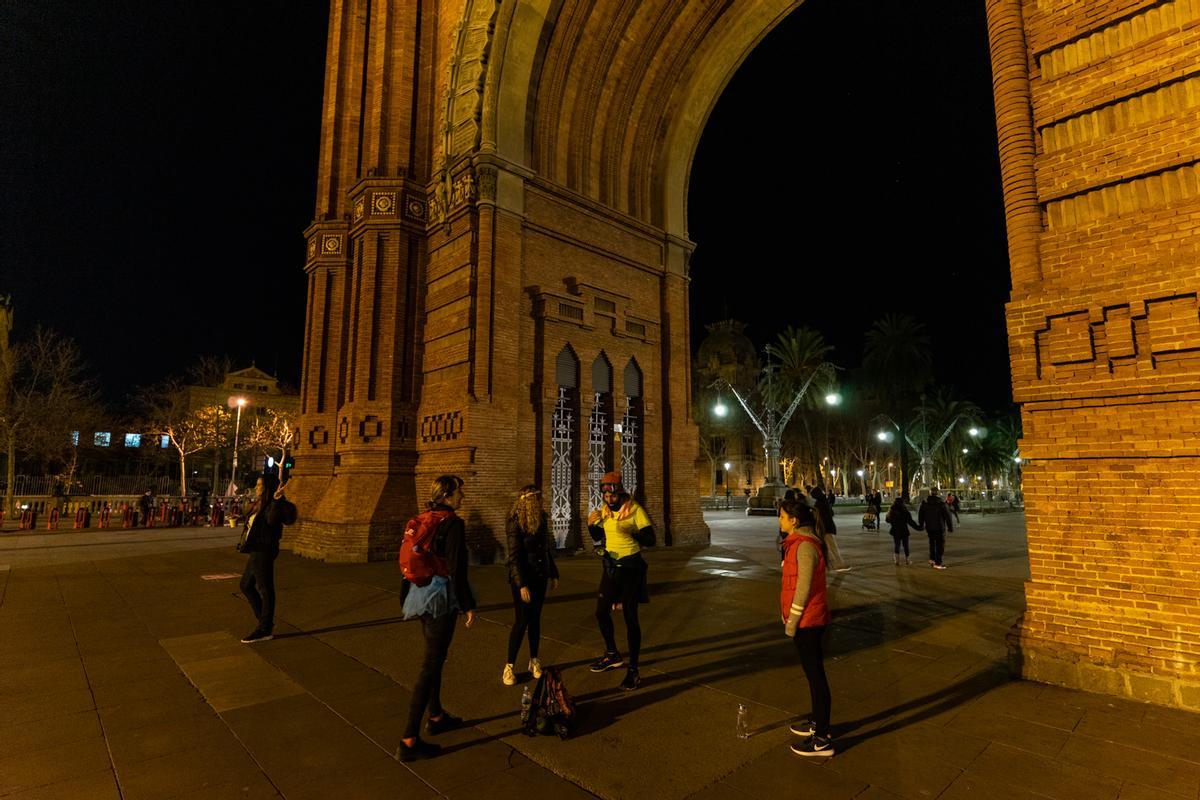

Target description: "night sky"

left=3, top=1, right=1012, bottom=411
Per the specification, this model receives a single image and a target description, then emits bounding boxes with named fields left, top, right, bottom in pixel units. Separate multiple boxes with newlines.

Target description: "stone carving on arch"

left=621, top=358, right=644, bottom=499
left=588, top=353, right=615, bottom=510
left=550, top=344, right=580, bottom=548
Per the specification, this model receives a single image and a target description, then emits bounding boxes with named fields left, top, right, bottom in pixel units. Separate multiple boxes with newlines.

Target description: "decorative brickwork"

left=989, top=0, right=1200, bottom=710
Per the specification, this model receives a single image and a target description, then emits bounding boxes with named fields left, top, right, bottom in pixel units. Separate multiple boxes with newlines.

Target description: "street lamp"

left=228, top=397, right=247, bottom=495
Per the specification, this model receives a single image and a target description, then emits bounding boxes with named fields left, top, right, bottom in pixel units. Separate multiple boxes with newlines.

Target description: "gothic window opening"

left=621, top=359, right=643, bottom=499
left=551, top=347, right=579, bottom=548
left=588, top=354, right=614, bottom=512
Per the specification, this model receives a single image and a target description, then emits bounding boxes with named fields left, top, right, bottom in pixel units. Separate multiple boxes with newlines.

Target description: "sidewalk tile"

left=0, top=686, right=95, bottom=726
left=115, top=743, right=267, bottom=800
left=271, top=756, right=437, bottom=800
left=967, top=740, right=1122, bottom=799
left=106, top=712, right=235, bottom=765
left=0, top=709, right=102, bottom=760
left=3, top=771, right=120, bottom=800
left=1057, top=733, right=1200, bottom=799
left=0, top=735, right=113, bottom=796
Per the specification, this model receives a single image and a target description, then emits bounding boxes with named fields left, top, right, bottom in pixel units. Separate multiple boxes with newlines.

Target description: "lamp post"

left=724, top=461, right=732, bottom=510
left=710, top=359, right=837, bottom=488
left=227, top=397, right=247, bottom=496
left=877, top=412, right=978, bottom=494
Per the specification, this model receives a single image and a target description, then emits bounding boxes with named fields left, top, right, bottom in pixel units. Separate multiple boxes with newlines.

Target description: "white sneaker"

left=892, top=554, right=899, bottom=565
left=502, top=663, right=516, bottom=686
left=529, top=658, right=543, bottom=679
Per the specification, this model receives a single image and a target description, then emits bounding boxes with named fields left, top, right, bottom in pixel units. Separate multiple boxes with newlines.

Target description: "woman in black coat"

left=502, top=485, right=559, bottom=685
left=885, top=496, right=923, bottom=566
left=238, top=472, right=296, bottom=643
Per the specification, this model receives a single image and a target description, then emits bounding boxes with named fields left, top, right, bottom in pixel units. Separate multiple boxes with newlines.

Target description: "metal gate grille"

left=588, top=392, right=609, bottom=512
left=621, top=397, right=640, bottom=499
left=550, top=387, right=575, bottom=547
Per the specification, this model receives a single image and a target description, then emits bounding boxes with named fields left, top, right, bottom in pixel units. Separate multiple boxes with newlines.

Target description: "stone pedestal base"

left=288, top=471, right=417, bottom=563
left=1008, top=618, right=1200, bottom=712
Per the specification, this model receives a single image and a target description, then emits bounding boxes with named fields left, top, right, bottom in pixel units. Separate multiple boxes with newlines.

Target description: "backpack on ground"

left=521, top=666, right=576, bottom=739
left=398, top=510, right=453, bottom=586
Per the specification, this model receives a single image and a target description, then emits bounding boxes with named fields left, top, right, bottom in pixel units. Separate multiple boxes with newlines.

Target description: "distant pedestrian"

left=398, top=475, right=476, bottom=762
left=587, top=471, right=654, bottom=692
left=918, top=487, right=954, bottom=570
left=138, top=488, right=153, bottom=527
left=502, top=485, right=559, bottom=686
left=885, top=496, right=923, bottom=565
left=238, top=473, right=296, bottom=643
left=778, top=498, right=835, bottom=757
left=946, top=492, right=961, bottom=523
left=809, top=485, right=850, bottom=573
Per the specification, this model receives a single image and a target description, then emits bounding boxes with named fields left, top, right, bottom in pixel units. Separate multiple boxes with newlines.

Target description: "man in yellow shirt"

left=587, top=471, right=655, bottom=691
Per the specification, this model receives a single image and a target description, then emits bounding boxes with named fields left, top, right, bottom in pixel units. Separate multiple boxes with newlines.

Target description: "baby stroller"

left=861, top=511, right=878, bottom=531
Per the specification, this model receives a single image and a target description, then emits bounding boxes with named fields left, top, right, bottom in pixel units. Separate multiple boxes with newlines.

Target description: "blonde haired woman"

left=502, top=484, right=559, bottom=685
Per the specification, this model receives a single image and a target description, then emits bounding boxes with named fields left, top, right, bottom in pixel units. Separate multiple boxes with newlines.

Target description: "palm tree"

left=918, top=386, right=982, bottom=485
left=863, top=314, right=933, bottom=501
left=766, top=326, right=836, bottom=483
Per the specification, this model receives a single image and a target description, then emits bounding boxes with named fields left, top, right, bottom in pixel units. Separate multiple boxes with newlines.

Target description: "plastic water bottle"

left=736, top=703, right=749, bottom=740
left=521, top=686, right=533, bottom=723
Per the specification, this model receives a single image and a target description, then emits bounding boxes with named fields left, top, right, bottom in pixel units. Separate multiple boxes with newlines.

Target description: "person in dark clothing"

left=808, top=485, right=850, bottom=572
left=884, top=496, right=923, bottom=565
left=587, top=471, right=654, bottom=691
left=238, top=473, right=297, bottom=643
left=918, top=488, right=954, bottom=569
left=502, top=484, right=559, bottom=685
left=398, top=475, right=477, bottom=763
left=138, top=488, right=153, bottom=527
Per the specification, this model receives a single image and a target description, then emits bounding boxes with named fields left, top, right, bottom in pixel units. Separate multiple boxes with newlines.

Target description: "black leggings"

left=240, top=548, right=278, bottom=631
left=404, top=611, right=457, bottom=738
left=793, top=626, right=832, bottom=737
left=507, top=578, right=547, bottom=664
left=891, top=534, right=910, bottom=556
left=596, top=568, right=642, bottom=668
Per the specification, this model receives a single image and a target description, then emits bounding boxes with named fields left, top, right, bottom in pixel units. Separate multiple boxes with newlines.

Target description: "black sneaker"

left=396, top=738, right=442, bottom=762
left=425, top=712, right=463, bottom=735
left=789, top=719, right=815, bottom=737
left=240, top=629, right=273, bottom=644
left=619, top=668, right=641, bottom=691
left=589, top=652, right=624, bottom=673
left=790, top=734, right=835, bottom=757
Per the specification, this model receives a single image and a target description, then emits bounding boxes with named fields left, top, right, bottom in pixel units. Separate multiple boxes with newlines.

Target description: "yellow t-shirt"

left=596, top=501, right=652, bottom=560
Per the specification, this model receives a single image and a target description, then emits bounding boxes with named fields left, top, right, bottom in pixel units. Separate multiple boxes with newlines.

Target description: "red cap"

left=600, top=471, right=623, bottom=488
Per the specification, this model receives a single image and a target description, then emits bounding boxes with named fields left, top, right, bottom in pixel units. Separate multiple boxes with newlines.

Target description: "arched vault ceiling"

left=482, top=0, right=801, bottom=237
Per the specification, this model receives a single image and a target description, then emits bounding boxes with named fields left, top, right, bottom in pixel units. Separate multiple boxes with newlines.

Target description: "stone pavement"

left=1, top=510, right=1197, bottom=799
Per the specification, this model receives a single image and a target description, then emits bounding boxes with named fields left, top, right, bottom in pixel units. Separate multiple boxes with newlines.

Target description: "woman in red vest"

left=778, top=498, right=835, bottom=757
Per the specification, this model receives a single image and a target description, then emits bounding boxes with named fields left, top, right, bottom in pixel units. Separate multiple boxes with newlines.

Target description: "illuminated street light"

left=855, top=469, right=864, bottom=477
left=824, top=393, right=842, bottom=406
left=228, top=396, right=248, bottom=495
left=713, top=400, right=728, bottom=417
left=962, top=447, right=969, bottom=454
left=968, top=427, right=980, bottom=437
left=724, top=461, right=732, bottom=471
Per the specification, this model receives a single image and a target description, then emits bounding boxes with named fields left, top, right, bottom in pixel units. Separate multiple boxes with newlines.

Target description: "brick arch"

left=483, top=0, right=800, bottom=235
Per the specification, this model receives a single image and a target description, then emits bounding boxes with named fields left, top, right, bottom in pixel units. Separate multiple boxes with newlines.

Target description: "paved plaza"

left=1, top=509, right=1197, bottom=799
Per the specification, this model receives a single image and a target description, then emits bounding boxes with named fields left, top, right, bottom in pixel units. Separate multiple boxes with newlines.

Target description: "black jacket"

left=241, top=495, right=297, bottom=552
left=918, top=496, right=954, bottom=535
left=809, top=488, right=837, bottom=535
left=885, top=501, right=922, bottom=537
left=506, top=513, right=559, bottom=587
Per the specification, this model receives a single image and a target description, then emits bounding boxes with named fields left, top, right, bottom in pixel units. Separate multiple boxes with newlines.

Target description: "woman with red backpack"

left=397, top=475, right=476, bottom=762
left=779, top=498, right=835, bottom=757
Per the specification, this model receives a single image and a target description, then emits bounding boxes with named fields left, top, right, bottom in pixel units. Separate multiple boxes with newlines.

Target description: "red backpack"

left=398, top=509, right=453, bottom=586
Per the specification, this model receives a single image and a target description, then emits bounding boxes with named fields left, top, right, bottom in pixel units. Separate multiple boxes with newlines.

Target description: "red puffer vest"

left=780, top=531, right=830, bottom=628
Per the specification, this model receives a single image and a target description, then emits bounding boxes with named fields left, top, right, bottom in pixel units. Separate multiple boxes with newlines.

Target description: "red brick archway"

left=290, top=0, right=1200, bottom=711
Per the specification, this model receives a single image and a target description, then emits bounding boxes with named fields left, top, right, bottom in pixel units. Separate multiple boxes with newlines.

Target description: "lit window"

left=124, top=433, right=141, bottom=448
left=94, top=432, right=111, bottom=447
left=70, top=431, right=79, bottom=446
left=160, top=435, right=170, bottom=448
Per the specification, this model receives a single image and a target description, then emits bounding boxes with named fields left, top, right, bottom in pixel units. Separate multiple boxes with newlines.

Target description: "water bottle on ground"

left=521, top=685, right=533, bottom=723
left=736, top=703, right=749, bottom=740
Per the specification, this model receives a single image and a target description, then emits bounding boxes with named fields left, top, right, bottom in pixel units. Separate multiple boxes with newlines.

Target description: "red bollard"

left=73, top=507, right=85, bottom=529
left=122, top=505, right=133, bottom=528
left=47, top=507, right=60, bottom=530
left=99, top=505, right=111, bottom=529
left=19, top=509, right=31, bottom=530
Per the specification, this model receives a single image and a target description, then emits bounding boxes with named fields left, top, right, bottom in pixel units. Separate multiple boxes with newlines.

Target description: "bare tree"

left=246, top=408, right=296, bottom=469
left=1, top=327, right=94, bottom=516
left=138, top=380, right=228, bottom=497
